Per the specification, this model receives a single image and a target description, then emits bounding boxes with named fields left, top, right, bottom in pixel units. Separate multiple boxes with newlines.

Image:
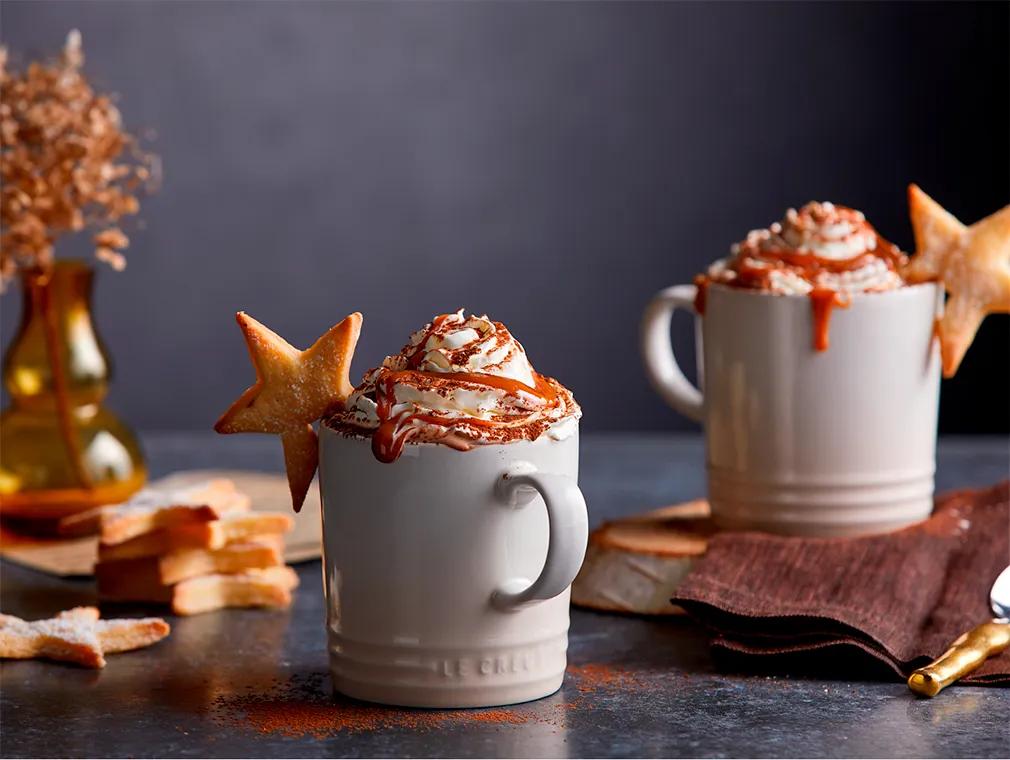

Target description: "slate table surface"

left=2, top=432, right=1008, bottom=759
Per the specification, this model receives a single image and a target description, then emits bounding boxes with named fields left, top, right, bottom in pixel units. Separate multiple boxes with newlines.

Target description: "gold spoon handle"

left=908, top=621, right=1010, bottom=697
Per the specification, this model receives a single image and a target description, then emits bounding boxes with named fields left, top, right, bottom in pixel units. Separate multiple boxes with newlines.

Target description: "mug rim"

left=705, top=279, right=938, bottom=303
left=318, top=418, right=580, bottom=457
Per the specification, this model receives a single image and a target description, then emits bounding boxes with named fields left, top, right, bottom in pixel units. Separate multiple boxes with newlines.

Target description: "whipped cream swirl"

left=327, top=310, right=581, bottom=462
left=706, top=202, right=906, bottom=295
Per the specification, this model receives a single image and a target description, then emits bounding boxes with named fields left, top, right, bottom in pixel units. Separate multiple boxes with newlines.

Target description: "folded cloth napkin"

left=672, top=481, right=1010, bottom=684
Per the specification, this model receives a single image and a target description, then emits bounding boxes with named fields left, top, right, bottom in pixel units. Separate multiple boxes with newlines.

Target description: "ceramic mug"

left=641, top=282, right=941, bottom=536
left=317, top=424, right=588, bottom=708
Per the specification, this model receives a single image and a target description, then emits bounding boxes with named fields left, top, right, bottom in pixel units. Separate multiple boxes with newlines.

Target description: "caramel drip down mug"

left=318, top=424, right=587, bottom=708
left=641, top=282, right=942, bottom=537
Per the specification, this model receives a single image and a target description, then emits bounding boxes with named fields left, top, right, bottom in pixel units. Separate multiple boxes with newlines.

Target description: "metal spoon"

left=908, top=565, right=1010, bottom=697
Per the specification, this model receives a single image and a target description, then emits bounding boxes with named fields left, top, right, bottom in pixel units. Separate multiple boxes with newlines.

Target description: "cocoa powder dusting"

left=566, top=663, right=645, bottom=693
left=213, top=663, right=646, bottom=738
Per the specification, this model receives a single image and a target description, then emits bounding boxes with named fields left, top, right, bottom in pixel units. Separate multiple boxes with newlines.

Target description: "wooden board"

left=571, top=499, right=715, bottom=616
left=0, top=470, right=321, bottom=577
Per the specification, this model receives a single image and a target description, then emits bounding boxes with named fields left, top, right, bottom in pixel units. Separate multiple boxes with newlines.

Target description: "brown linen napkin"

left=672, top=481, right=1010, bottom=684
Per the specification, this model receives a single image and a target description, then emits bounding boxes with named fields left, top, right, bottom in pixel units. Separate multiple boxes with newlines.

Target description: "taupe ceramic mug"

left=642, top=282, right=942, bottom=536
left=318, top=425, right=588, bottom=708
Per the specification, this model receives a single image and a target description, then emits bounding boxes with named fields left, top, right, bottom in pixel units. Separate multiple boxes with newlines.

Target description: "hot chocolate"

left=641, top=196, right=948, bottom=535
left=696, top=202, right=908, bottom=350
left=326, top=310, right=581, bottom=463
left=216, top=308, right=589, bottom=708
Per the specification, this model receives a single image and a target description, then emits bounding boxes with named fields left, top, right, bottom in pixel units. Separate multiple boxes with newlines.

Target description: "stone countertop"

left=2, top=432, right=1007, bottom=758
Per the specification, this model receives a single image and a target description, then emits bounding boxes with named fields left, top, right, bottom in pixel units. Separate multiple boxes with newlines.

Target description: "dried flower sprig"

left=0, top=30, right=158, bottom=287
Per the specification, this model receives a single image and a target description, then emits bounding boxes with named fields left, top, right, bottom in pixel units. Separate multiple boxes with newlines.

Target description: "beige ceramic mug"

left=641, top=282, right=942, bottom=536
left=318, top=424, right=587, bottom=708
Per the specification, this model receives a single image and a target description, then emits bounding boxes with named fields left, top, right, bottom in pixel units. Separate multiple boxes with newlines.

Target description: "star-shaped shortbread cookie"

left=0, top=607, right=169, bottom=668
left=215, top=312, right=361, bottom=511
left=903, top=184, right=1010, bottom=377
left=60, top=479, right=250, bottom=543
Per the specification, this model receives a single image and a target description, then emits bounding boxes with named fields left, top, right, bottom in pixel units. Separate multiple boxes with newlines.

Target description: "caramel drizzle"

left=808, top=288, right=850, bottom=352
left=370, top=368, right=560, bottom=463
left=742, top=240, right=904, bottom=274
left=405, top=313, right=454, bottom=369
left=693, top=275, right=708, bottom=316
left=698, top=234, right=900, bottom=351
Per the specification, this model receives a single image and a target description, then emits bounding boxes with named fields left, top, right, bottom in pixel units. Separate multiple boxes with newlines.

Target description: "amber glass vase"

left=0, top=260, right=146, bottom=522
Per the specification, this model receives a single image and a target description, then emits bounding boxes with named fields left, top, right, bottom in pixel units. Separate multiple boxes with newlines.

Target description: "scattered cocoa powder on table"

left=212, top=663, right=647, bottom=738
left=212, top=672, right=541, bottom=738
left=566, top=663, right=645, bottom=693
left=222, top=696, right=531, bottom=738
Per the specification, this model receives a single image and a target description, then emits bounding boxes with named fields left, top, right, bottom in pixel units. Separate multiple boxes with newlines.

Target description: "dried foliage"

left=0, top=30, right=158, bottom=286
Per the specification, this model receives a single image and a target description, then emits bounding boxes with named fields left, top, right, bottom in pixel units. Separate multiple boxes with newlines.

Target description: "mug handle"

left=491, top=463, right=588, bottom=611
left=641, top=284, right=704, bottom=422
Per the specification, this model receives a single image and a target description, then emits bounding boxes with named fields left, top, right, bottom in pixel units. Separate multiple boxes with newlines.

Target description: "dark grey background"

left=2, top=1, right=1007, bottom=434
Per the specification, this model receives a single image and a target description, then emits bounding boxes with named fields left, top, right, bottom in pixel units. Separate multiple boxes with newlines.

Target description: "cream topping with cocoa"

left=325, top=310, right=581, bottom=462
left=696, top=202, right=909, bottom=350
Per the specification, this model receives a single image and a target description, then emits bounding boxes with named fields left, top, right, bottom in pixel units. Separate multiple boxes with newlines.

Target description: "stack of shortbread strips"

left=65, top=480, right=298, bottom=615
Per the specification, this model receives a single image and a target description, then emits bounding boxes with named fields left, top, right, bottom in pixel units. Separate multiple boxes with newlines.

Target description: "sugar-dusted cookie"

left=904, top=184, right=1010, bottom=377
left=215, top=312, right=361, bottom=511
left=96, top=538, right=283, bottom=590
left=59, top=479, right=249, bottom=543
left=171, top=567, right=300, bottom=616
left=0, top=607, right=169, bottom=668
left=97, top=512, right=293, bottom=561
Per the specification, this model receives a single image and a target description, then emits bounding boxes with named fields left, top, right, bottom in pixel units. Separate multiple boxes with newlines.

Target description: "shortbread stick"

left=172, top=567, right=300, bottom=616
left=97, top=539, right=283, bottom=591
left=98, top=513, right=293, bottom=561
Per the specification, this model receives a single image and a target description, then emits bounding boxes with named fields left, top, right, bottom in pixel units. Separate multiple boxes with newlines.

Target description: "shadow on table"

left=0, top=560, right=98, bottom=616
left=711, top=643, right=899, bottom=683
